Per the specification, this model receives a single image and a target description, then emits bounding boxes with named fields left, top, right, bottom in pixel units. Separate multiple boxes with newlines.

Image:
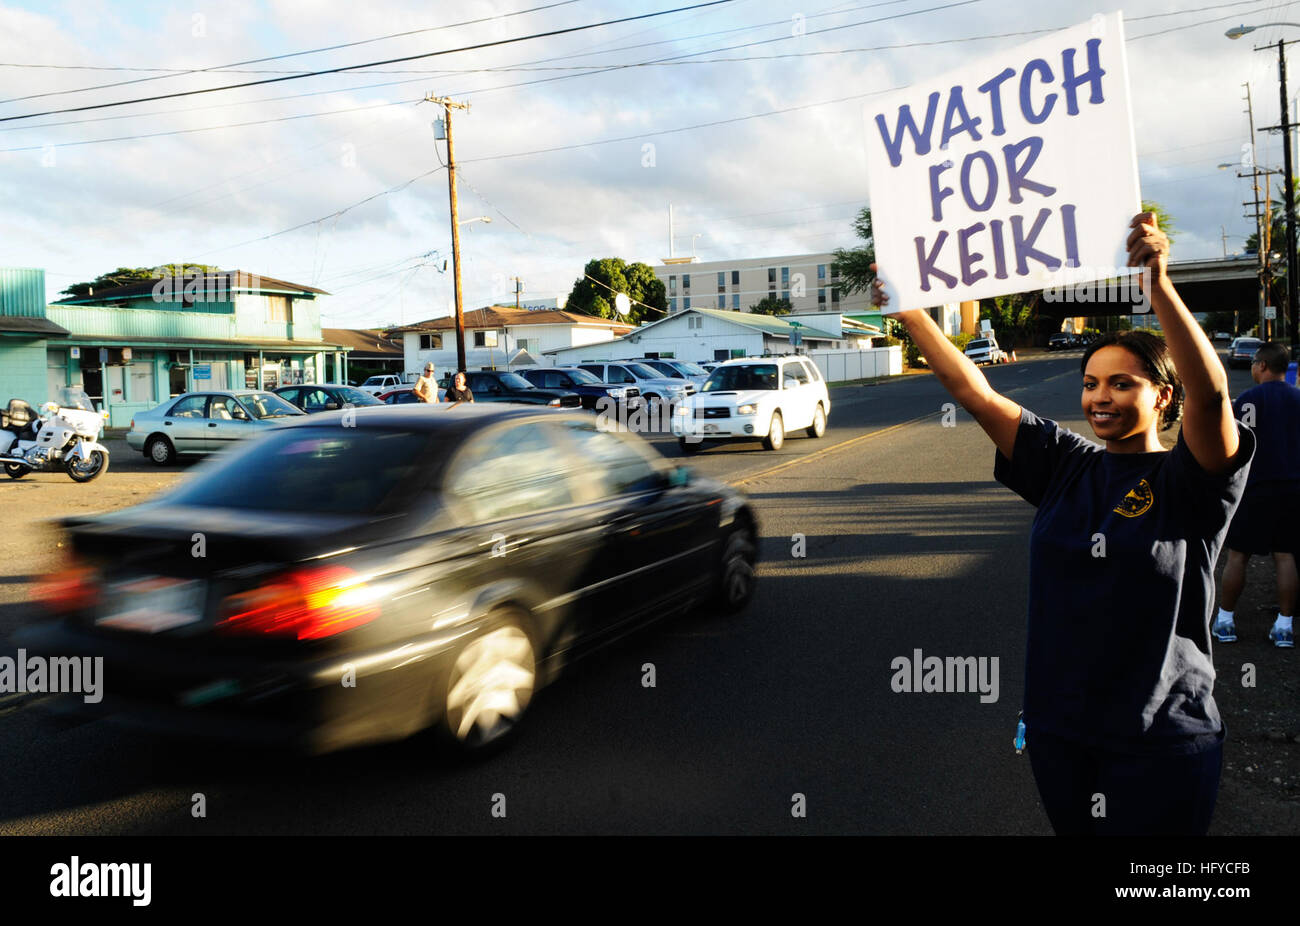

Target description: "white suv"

left=672, top=357, right=829, bottom=452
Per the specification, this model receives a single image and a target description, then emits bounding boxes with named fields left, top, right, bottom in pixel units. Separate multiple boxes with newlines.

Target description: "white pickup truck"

left=963, top=337, right=1007, bottom=366
left=357, top=373, right=408, bottom=396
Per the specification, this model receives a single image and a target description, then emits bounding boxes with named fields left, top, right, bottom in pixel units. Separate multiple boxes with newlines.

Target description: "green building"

left=38, top=270, right=350, bottom=427
left=0, top=268, right=70, bottom=411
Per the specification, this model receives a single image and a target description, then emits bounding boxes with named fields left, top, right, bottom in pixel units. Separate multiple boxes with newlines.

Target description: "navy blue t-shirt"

left=994, top=409, right=1254, bottom=754
left=1232, top=381, right=1300, bottom=488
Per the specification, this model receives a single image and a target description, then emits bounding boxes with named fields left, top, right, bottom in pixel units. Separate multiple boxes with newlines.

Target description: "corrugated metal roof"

left=388, top=305, right=635, bottom=333
left=689, top=308, right=839, bottom=340
left=320, top=327, right=403, bottom=355
left=0, top=268, right=48, bottom=319
left=55, top=270, right=330, bottom=304
left=0, top=315, right=68, bottom=337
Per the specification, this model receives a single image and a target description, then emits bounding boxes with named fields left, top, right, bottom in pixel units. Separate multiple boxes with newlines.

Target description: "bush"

left=948, top=332, right=975, bottom=352
left=876, top=335, right=901, bottom=347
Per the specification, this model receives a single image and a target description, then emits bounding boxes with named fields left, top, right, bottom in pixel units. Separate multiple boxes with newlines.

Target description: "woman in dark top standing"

left=873, top=213, right=1254, bottom=835
left=443, top=371, right=474, bottom=404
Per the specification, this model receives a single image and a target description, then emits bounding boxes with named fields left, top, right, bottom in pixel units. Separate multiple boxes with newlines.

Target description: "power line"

left=0, top=0, right=587, bottom=105
left=0, top=1, right=734, bottom=124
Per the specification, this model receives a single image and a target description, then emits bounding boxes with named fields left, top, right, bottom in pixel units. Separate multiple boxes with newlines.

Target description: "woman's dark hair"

left=1080, top=330, right=1184, bottom=430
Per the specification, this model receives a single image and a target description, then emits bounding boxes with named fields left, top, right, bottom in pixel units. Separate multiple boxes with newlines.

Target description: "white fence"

left=807, top=346, right=902, bottom=383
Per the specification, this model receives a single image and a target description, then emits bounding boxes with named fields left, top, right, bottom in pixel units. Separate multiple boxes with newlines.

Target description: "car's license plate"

left=97, top=576, right=206, bottom=633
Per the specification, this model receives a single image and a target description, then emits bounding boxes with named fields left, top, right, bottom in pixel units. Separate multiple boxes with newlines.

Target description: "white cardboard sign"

left=864, top=12, right=1140, bottom=311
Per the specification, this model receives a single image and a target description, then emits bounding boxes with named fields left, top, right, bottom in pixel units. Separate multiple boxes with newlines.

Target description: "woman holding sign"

left=872, top=213, right=1253, bottom=836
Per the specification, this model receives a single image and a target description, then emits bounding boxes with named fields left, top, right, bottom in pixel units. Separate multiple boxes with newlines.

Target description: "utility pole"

left=428, top=94, right=470, bottom=372
left=1244, top=84, right=1269, bottom=338
left=510, top=276, right=524, bottom=311
left=1259, top=40, right=1300, bottom=348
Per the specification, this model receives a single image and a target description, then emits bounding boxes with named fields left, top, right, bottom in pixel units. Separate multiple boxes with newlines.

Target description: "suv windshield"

left=499, top=372, right=533, bottom=389
left=675, top=361, right=707, bottom=375
left=559, top=368, right=602, bottom=385
left=239, top=392, right=303, bottom=419
left=703, top=364, right=779, bottom=391
left=624, top=363, right=662, bottom=380
left=165, top=428, right=433, bottom=514
left=967, top=340, right=991, bottom=349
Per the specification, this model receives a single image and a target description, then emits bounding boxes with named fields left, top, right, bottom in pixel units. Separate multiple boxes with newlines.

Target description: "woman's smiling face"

left=1081, top=345, right=1171, bottom=448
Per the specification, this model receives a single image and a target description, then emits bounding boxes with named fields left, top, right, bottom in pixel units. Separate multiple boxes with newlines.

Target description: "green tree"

left=565, top=258, right=666, bottom=325
left=749, top=295, right=793, bottom=316
left=830, top=207, right=874, bottom=297
left=1140, top=200, right=1176, bottom=243
left=60, top=263, right=222, bottom=298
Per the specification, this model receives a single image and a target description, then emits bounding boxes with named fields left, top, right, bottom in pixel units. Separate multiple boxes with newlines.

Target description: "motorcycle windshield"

left=57, top=388, right=96, bottom=412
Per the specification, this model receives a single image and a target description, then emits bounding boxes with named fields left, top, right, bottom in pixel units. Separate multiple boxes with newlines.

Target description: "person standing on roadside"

left=414, top=363, right=438, bottom=403
left=443, top=370, right=474, bottom=404
left=1214, top=342, right=1300, bottom=648
left=872, top=212, right=1254, bottom=836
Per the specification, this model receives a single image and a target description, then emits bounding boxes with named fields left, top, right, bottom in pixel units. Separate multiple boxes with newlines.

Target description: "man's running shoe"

left=1269, top=624, right=1294, bottom=648
left=1213, top=617, right=1237, bottom=643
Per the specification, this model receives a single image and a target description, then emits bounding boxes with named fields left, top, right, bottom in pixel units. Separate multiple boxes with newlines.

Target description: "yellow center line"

left=730, top=410, right=938, bottom=486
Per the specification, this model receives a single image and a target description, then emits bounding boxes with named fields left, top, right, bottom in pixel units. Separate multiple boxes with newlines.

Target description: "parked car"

left=964, top=337, right=1007, bottom=366
left=1228, top=337, right=1263, bottom=369
left=632, top=358, right=711, bottom=389
left=1047, top=332, right=1073, bottom=351
left=457, top=370, right=582, bottom=407
left=519, top=366, right=642, bottom=412
left=274, top=384, right=383, bottom=413
left=1213, top=331, right=1232, bottom=341
left=378, top=385, right=448, bottom=404
left=357, top=374, right=407, bottom=396
left=671, top=356, right=829, bottom=453
left=126, top=391, right=305, bottom=465
left=19, top=406, right=758, bottom=756
left=576, top=362, right=693, bottom=414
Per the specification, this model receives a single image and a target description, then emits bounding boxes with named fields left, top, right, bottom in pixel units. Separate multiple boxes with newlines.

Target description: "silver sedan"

left=126, top=390, right=305, bottom=465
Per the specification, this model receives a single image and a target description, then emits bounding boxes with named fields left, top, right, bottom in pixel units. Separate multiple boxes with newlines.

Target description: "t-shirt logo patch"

left=1114, top=479, right=1154, bottom=518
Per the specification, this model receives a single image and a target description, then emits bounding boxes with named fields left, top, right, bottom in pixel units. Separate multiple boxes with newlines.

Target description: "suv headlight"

left=737, top=403, right=757, bottom=416
left=608, top=387, right=626, bottom=398
left=674, top=403, right=691, bottom=416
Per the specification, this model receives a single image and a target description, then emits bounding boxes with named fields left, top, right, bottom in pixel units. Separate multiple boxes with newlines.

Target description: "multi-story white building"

left=652, top=253, right=875, bottom=319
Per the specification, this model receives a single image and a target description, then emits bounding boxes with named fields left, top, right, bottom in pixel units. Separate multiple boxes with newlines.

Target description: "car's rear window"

left=164, top=428, right=434, bottom=514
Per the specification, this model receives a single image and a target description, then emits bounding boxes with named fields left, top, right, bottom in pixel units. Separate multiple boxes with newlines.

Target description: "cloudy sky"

left=0, top=0, right=1293, bottom=328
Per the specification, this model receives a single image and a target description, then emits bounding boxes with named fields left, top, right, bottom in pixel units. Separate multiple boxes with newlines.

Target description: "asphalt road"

left=1, top=350, right=1295, bottom=835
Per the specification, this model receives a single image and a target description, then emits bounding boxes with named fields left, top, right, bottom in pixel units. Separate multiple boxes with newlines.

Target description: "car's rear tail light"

left=216, top=565, right=379, bottom=640
left=33, top=556, right=100, bottom=615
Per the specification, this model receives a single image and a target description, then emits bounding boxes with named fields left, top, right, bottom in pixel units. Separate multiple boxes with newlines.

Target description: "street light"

left=457, top=216, right=492, bottom=226
left=1228, top=24, right=1300, bottom=349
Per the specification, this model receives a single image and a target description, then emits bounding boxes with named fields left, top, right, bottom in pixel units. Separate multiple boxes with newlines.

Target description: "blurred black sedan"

left=274, top=383, right=383, bottom=413
left=20, top=406, right=757, bottom=755
left=461, top=370, right=581, bottom=407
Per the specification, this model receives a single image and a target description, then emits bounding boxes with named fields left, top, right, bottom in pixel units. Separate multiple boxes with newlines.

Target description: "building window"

left=818, top=264, right=826, bottom=280
left=732, top=293, right=740, bottom=310
left=717, top=295, right=725, bottom=308
left=516, top=338, right=538, bottom=354
left=781, top=267, right=790, bottom=287
left=474, top=330, right=500, bottom=348
left=669, top=297, right=677, bottom=312
left=831, top=287, right=840, bottom=303
left=669, top=275, right=676, bottom=294
left=684, top=297, right=691, bottom=310
left=419, top=333, right=442, bottom=350
left=717, top=271, right=725, bottom=288
left=782, top=290, right=789, bottom=302
left=264, top=295, right=292, bottom=323
left=688, top=316, right=702, bottom=329
left=818, top=288, right=826, bottom=304
left=682, top=274, right=690, bottom=290
left=767, top=268, right=776, bottom=284
left=731, top=270, right=740, bottom=286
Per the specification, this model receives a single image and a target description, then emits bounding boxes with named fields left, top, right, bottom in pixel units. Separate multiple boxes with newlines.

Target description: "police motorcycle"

left=0, top=387, right=110, bottom=482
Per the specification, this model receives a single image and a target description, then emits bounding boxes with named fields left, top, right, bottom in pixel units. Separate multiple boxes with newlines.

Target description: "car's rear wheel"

left=762, top=411, right=784, bottom=451
left=438, top=610, right=536, bottom=755
left=710, top=521, right=757, bottom=613
left=4, top=463, right=27, bottom=479
left=146, top=435, right=175, bottom=466
left=806, top=404, right=826, bottom=439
